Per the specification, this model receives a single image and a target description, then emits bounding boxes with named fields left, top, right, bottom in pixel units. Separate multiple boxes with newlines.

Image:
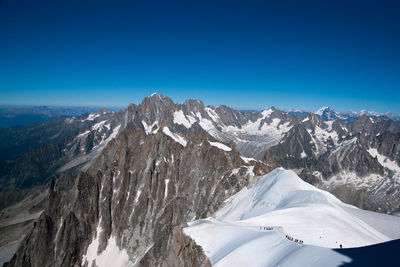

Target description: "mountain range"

left=1, top=93, right=400, bottom=266
left=1, top=103, right=398, bottom=129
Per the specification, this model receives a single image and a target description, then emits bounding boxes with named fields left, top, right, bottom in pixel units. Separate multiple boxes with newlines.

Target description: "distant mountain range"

left=284, top=106, right=400, bottom=123
left=1, top=104, right=399, bottom=129
left=313, top=106, right=400, bottom=123
left=0, top=105, right=123, bottom=128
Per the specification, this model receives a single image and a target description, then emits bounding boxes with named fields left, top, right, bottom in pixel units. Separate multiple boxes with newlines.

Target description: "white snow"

left=110, top=125, right=121, bottom=139
left=245, top=165, right=255, bottom=176
left=92, top=120, right=108, bottom=131
left=164, top=179, right=170, bottom=199
left=240, top=156, right=257, bottom=163
left=315, top=106, right=329, bottom=116
left=184, top=221, right=351, bottom=267
left=308, top=125, right=339, bottom=156
left=162, top=127, right=187, bottom=147
left=320, top=170, right=398, bottom=192
left=134, top=190, right=142, bottom=203
left=142, top=120, right=159, bottom=134
left=325, top=120, right=334, bottom=131
left=368, top=148, right=400, bottom=173
left=209, top=141, right=232, bottom=152
left=93, top=125, right=121, bottom=150
left=230, top=168, right=240, bottom=176
left=82, top=218, right=132, bottom=267
left=184, top=168, right=400, bottom=267
left=261, top=108, right=273, bottom=117
left=170, top=106, right=293, bottom=155
left=173, top=110, right=193, bottom=128
left=77, top=130, right=90, bottom=138
left=329, top=138, right=357, bottom=157
left=197, top=112, right=215, bottom=132
left=300, top=151, right=307, bottom=158
left=225, top=117, right=288, bottom=136
left=314, top=107, right=345, bottom=120
left=218, top=111, right=292, bottom=154
left=314, top=125, right=339, bottom=144
left=83, top=113, right=100, bottom=121
left=206, top=107, right=220, bottom=122
left=216, top=108, right=287, bottom=136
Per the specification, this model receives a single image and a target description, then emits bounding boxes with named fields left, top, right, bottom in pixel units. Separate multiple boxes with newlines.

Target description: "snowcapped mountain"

left=2, top=93, right=400, bottom=211
left=2, top=93, right=400, bottom=266
left=184, top=168, right=400, bottom=267
left=315, top=106, right=347, bottom=121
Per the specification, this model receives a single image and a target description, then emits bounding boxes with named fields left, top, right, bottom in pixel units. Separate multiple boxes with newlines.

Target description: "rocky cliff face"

left=6, top=127, right=276, bottom=266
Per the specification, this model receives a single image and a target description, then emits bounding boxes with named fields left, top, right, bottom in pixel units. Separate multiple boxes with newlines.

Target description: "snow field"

left=184, top=168, right=400, bottom=266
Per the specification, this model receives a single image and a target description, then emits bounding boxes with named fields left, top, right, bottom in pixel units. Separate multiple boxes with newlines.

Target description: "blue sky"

left=0, top=0, right=399, bottom=112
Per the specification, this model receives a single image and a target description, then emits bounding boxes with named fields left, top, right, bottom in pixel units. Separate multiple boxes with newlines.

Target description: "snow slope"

left=162, top=127, right=187, bottom=146
left=209, top=141, right=232, bottom=152
left=82, top=218, right=132, bottom=267
left=184, top=168, right=400, bottom=267
left=184, top=221, right=352, bottom=267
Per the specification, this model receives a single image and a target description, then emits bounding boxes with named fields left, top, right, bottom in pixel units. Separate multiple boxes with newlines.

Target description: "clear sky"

left=0, top=0, right=399, bottom=113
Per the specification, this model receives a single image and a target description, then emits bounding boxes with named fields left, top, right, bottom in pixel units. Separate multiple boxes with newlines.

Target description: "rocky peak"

left=214, top=105, right=250, bottom=128
left=182, top=99, right=205, bottom=114
left=261, top=106, right=294, bottom=126
left=268, top=106, right=289, bottom=118
left=301, top=112, right=327, bottom=130
left=350, top=114, right=400, bottom=135
left=140, top=93, right=175, bottom=123
left=331, top=119, right=349, bottom=138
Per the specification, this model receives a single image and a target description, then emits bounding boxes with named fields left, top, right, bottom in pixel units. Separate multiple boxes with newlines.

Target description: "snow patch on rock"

left=173, top=110, right=193, bottom=128
left=209, top=141, right=231, bottom=151
left=162, top=127, right=187, bottom=147
left=82, top=219, right=132, bottom=267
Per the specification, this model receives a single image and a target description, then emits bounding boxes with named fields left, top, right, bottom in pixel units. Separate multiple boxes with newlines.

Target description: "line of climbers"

left=258, top=226, right=307, bottom=245
left=285, top=234, right=303, bottom=244
left=258, top=227, right=343, bottom=248
left=259, top=226, right=274, bottom=230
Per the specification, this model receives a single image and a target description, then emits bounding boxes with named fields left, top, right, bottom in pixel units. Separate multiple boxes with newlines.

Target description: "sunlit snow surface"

left=184, top=168, right=400, bottom=267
